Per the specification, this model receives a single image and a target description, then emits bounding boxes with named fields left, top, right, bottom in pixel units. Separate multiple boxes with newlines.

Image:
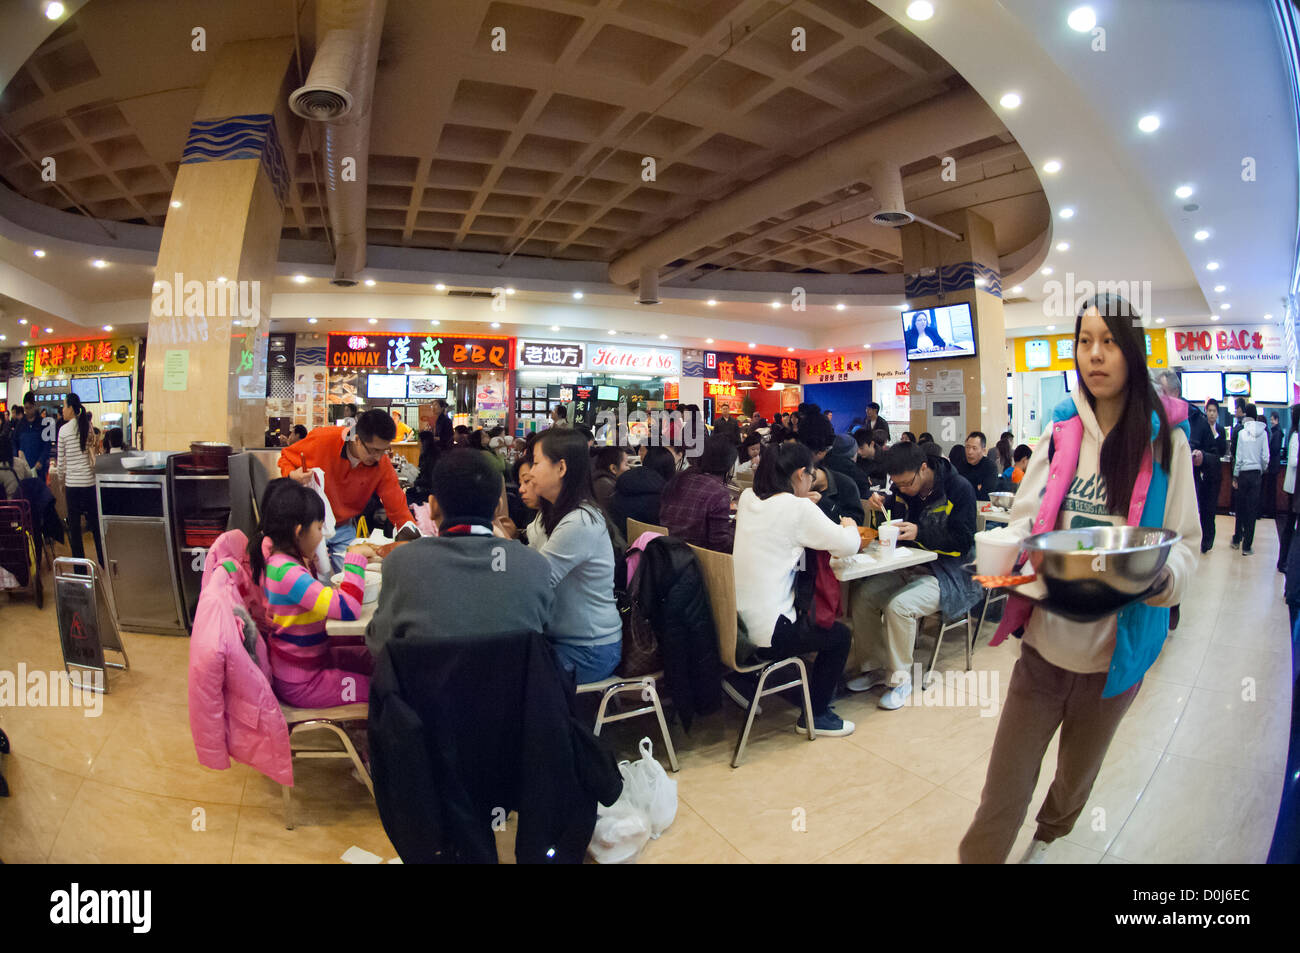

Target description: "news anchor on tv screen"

left=903, top=310, right=949, bottom=353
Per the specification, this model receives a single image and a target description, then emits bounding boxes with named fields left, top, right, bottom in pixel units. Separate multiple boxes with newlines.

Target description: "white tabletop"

left=327, top=593, right=378, bottom=637
left=976, top=507, right=1011, bottom=532
left=831, top=544, right=938, bottom=581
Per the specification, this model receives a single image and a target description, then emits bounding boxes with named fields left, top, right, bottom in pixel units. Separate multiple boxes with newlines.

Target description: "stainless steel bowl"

left=1021, top=526, right=1179, bottom=614
left=989, top=491, right=1016, bottom=511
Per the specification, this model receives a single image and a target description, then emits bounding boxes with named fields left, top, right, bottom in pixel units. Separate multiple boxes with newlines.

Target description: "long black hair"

left=415, top=430, right=441, bottom=495
left=1073, top=293, right=1171, bottom=515
left=753, top=440, right=813, bottom=499
left=536, top=427, right=598, bottom=535
left=64, top=394, right=92, bottom=452
left=248, top=478, right=325, bottom=583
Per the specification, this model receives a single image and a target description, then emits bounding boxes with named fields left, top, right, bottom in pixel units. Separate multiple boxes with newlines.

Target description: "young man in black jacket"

left=1190, top=398, right=1228, bottom=552
left=953, top=431, right=1001, bottom=500
left=797, top=415, right=865, bottom=525
left=846, top=443, right=982, bottom=711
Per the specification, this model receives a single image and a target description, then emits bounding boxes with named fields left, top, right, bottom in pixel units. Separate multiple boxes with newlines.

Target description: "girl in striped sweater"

left=250, top=479, right=377, bottom=709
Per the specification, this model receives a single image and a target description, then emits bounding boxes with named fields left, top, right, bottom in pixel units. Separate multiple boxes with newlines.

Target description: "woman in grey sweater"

left=529, top=428, right=622, bottom=682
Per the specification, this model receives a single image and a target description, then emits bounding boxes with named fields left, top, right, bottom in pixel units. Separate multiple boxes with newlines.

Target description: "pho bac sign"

left=1172, top=326, right=1285, bottom=367
left=516, top=340, right=586, bottom=370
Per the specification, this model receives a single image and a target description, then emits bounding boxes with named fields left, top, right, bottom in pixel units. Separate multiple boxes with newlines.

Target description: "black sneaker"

left=1243, top=547, right=1254, bottom=556
left=1231, top=540, right=1240, bottom=550
left=793, top=708, right=855, bottom=737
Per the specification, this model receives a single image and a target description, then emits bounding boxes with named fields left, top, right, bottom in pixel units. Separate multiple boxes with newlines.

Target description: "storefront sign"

left=30, top=338, right=137, bottom=377
left=1013, top=331, right=1167, bottom=372
left=802, top=353, right=873, bottom=384
left=1172, top=326, right=1285, bottom=366
left=327, top=333, right=512, bottom=371
left=707, top=351, right=800, bottom=389
left=517, top=340, right=585, bottom=370
left=707, top=382, right=737, bottom=398
left=586, top=344, right=680, bottom=376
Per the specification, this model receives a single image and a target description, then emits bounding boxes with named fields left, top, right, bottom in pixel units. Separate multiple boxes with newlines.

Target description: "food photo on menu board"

left=406, top=374, right=448, bottom=399
left=329, top=371, right=358, bottom=404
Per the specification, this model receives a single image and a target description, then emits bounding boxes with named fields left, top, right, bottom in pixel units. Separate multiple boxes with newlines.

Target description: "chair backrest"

left=687, top=543, right=741, bottom=671
left=627, top=517, right=669, bottom=541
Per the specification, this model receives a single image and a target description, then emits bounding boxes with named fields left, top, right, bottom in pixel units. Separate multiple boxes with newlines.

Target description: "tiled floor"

left=0, top=514, right=1290, bottom=863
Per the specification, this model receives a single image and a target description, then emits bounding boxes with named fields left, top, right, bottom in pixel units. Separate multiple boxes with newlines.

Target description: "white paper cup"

left=974, top=530, right=1021, bottom=576
left=878, top=523, right=900, bottom=554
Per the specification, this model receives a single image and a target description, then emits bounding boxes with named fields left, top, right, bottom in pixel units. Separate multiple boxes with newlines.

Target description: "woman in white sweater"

left=733, top=440, right=861, bottom=736
left=959, top=295, right=1201, bottom=864
left=57, top=394, right=103, bottom=565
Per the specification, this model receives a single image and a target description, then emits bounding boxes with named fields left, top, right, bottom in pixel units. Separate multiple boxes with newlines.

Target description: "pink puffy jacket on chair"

left=187, top=530, right=293, bottom=786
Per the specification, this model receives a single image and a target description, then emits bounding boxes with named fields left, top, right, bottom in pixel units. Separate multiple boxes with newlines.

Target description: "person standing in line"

left=1277, top=404, right=1300, bottom=572
left=1266, top=411, right=1284, bottom=518
left=958, top=295, right=1199, bottom=864
left=863, top=402, right=890, bottom=443
left=57, top=394, right=103, bottom=566
left=1194, top=398, right=1228, bottom=553
left=13, top=391, right=51, bottom=483
left=1231, top=403, right=1269, bottom=556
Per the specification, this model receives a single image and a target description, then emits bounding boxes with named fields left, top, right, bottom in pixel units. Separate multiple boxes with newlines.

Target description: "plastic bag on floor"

left=589, top=792, right=651, bottom=864
left=620, top=737, right=677, bottom=839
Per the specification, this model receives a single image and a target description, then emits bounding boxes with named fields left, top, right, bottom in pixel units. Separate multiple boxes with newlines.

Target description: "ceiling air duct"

left=636, top=266, right=660, bottom=305
left=288, top=28, right=359, bottom=121
left=865, top=161, right=914, bottom=227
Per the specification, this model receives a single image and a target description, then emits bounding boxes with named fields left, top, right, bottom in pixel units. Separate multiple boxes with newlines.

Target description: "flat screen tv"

left=597, top=385, right=619, bottom=402
left=71, top=378, right=100, bottom=403
left=1224, top=372, right=1250, bottom=401
left=100, top=375, right=132, bottom=402
left=405, top=374, right=447, bottom=399
left=1249, top=371, right=1288, bottom=404
left=366, top=374, right=407, bottom=399
left=1181, top=371, right=1223, bottom=403
left=902, top=303, right=976, bottom=360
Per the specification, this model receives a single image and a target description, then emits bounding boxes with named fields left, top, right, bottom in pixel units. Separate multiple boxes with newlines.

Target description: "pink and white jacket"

left=187, top=530, right=293, bottom=786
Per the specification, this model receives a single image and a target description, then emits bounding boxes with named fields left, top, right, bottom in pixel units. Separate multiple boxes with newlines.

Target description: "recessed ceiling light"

left=827, top=348, right=835, bottom=353
left=1011, top=285, right=1024, bottom=295
left=787, top=346, right=795, bottom=352
left=836, top=303, right=846, bottom=310
left=216, top=276, right=228, bottom=284
left=1058, top=207, right=1075, bottom=219
left=550, top=325, right=560, bottom=331
left=747, top=342, right=755, bottom=348
left=364, top=278, right=376, bottom=287
left=1156, top=318, right=1165, bottom=324
left=44, top=327, right=52, bottom=333
left=1206, top=261, right=1220, bottom=271
left=32, top=249, right=45, bottom=258
left=770, top=301, right=781, bottom=309
left=506, top=287, right=516, bottom=295
left=293, top=274, right=307, bottom=283
left=974, top=277, right=986, bottom=287
left=1219, top=303, right=1230, bottom=310
left=91, top=259, right=107, bottom=268
left=863, top=343, right=871, bottom=349
left=1041, top=267, right=1054, bottom=276
left=608, top=329, right=616, bottom=335
left=435, top=283, right=447, bottom=291
left=1265, top=313, right=1274, bottom=321
left=1214, top=284, right=1226, bottom=292
left=905, top=1, right=934, bottom=21
left=490, top=322, right=501, bottom=329
left=897, top=303, right=909, bottom=310
left=308, top=318, right=317, bottom=324
left=45, top=2, right=64, bottom=20
left=1055, top=242, right=1070, bottom=252
left=574, top=291, right=585, bottom=300
left=1194, top=229, right=1210, bottom=241
left=1211, top=315, right=1220, bottom=321
left=102, top=325, right=112, bottom=331
left=19, top=340, right=26, bottom=346
left=0, top=335, right=5, bottom=341
left=18, top=318, right=27, bottom=325
left=659, top=334, right=667, bottom=340
left=999, top=92, right=1022, bottom=109
left=1138, top=114, right=1160, bottom=133
left=170, top=200, right=182, bottom=208
left=1067, top=6, right=1097, bottom=32
left=430, top=320, right=440, bottom=325
left=1042, top=159, right=1062, bottom=174
left=1175, top=184, right=1194, bottom=199
left=368, top=318, right=377, bottom=324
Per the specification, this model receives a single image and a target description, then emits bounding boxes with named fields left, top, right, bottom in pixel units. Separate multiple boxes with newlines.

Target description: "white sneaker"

left=847, top=668, right=890, bottom=693
left=1018, top=839, right=1050, bottom=864
left=878, top=680, right=913, bottom=710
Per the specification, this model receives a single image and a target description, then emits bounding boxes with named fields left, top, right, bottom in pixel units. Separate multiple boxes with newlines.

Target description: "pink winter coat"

left=187, top=530, right=293, bottom=786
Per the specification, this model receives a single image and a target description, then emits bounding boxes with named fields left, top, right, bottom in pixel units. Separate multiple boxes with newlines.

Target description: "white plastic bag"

left=306, top=467, right=336, bottom=577
left=589, top=793, right=651, bottom=864
left=620, top=737, right=677, bottom=839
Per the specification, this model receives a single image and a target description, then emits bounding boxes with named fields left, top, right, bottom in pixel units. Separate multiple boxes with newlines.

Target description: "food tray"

left=960, top=563, right=1164, bottom=624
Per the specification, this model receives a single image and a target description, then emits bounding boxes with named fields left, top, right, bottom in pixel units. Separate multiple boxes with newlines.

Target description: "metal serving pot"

left=1020, top=526, right=1179, bottom=614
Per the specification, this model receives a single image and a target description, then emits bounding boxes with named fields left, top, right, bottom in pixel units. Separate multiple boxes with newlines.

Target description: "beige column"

left=899, top=209, right=1008, bottom=443
left=143, top=38, right=297, bottom=450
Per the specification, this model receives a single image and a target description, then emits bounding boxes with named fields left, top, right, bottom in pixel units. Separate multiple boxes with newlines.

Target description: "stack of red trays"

left=182, top=510, right=229, bottom=548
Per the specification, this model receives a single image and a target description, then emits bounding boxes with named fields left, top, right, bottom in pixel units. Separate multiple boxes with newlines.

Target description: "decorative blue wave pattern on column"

left=904, top=261, right=1002, bottom=299
left=181, top=114, right=290, bottom=205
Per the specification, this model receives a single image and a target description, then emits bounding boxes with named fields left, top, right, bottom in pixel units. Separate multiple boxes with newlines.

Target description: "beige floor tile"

left=1058, top=740, right=1164, bottom=854
left=944, top=732, right=1060, bottom=809
left=0, top=756, right=84, bottom=863
left=1194, top=641, right=1292, bottom=701
left=1143, top=632, right=1208, bottom=687
left=1107, top=754, right=1283, bottom=864
left=242, top=754, right=374, bottom=809
left=679, top=735, right=934, bottom=863
left=639, top=800, right=748, bottom=864
left=1111, top=678, right=1190, bottom=752
left=49, top=778, right=239, bottom=863
left=1209, top=607, right=1291, bottom=651
left=822, top=787, right=975, bottom=863
left=232, top=801, right=394, bottom=863
left=1099, top=854, right=1132, bottom=863
left=0, top=691, right=124, bottom=777
left=1007, top=823, right=1103, bottom=864
left=846, top=687, right=1000, bottom=785
left=1165, top=686, right=1291, bottom=774
left=89, top=709, right=253, bottom=805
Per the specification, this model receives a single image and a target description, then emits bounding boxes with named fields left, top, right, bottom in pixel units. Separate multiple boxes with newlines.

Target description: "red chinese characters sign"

left=704, top=350, right=799, bottom=386
left=32, top=338, right=136, bottom=377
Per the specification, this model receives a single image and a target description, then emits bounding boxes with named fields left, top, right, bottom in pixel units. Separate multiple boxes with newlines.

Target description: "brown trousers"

left=958, top=643, right=1140, bottom=863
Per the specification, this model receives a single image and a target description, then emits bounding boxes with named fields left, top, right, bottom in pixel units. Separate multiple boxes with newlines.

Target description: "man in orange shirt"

left=279, top=409, right=416, bottom=571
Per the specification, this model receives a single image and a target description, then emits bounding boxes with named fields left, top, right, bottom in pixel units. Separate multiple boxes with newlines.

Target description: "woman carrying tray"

left=959, top=294, right=1200, bottom=863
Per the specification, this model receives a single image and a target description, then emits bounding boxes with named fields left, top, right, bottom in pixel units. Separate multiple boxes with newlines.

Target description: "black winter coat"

left=636, top=537, right=722, bottom=730
left=368, top=632, right=622, bottom=864
left=609, top=466, right=666, bottom=533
